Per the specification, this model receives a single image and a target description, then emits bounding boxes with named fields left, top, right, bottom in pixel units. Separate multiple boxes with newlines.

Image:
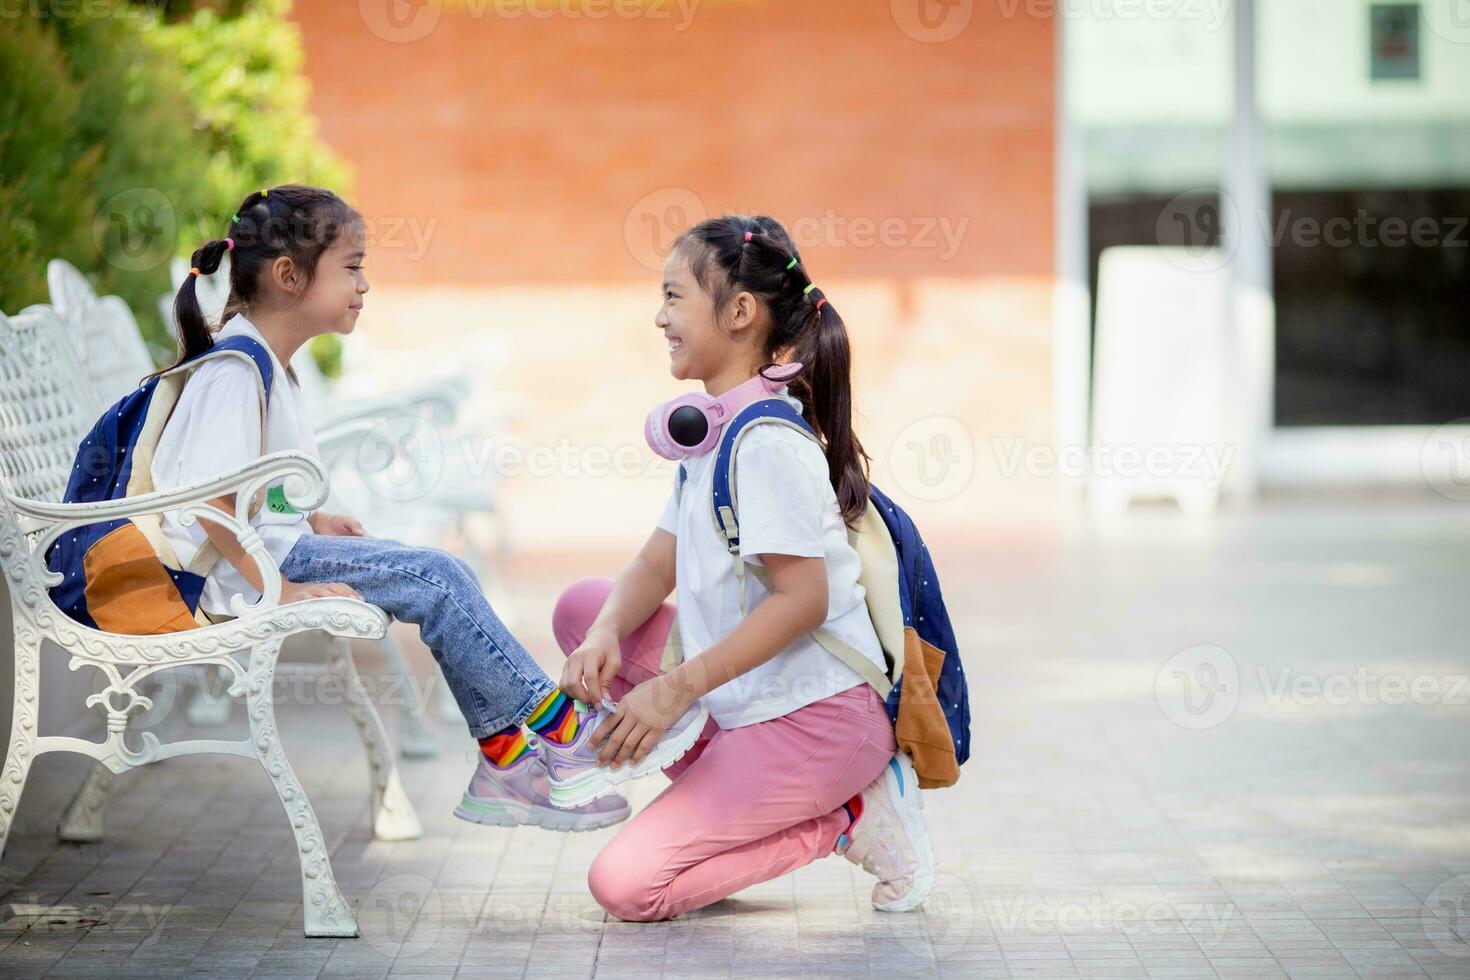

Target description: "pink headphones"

left=645, top=362, right=804, bottom=460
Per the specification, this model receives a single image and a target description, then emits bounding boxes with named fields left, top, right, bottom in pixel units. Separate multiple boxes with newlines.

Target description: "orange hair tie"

left=189, top=267, right=201, bottom=277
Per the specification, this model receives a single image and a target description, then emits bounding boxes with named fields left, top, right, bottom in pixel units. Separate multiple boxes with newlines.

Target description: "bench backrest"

left=47, top=259, right=156, bottom=409
left=0, top=305, right=96, bottom=506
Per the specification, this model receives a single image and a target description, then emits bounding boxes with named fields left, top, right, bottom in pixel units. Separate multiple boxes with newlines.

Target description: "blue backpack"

left=681, top=398, right=971, bottom=789
left=46, top=336, right=275, bottom=634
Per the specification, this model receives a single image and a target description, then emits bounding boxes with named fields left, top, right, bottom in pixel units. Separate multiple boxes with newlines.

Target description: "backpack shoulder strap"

left=159, top=335, right=275, bottom=398
left=710, top=398, right=818, bottom=553
left=711, top=400, right=895, bottom=699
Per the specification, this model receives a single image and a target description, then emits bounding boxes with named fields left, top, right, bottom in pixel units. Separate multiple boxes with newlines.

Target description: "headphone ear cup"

left=668, top=404, right=710, bottom=448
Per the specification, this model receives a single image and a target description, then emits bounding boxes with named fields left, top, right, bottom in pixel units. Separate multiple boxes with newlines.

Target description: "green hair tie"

left=231, top=214, right=240, bottom=224
left=803, top=283, right=816, bottom=295
left=786, top=257, right=799, bottom=271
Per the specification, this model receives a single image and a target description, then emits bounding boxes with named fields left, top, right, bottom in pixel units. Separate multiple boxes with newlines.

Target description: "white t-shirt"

left=657, top=390, right=886, bottom=729
left=151, top=315, right=317, bottom=615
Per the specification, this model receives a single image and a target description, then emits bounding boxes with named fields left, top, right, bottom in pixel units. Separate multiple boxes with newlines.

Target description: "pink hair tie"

left=744, top=231, right=753, bottom=242
left=224, top=237, right=235, bottom=251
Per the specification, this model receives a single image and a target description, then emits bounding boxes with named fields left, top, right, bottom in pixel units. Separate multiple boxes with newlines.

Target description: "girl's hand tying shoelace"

left=588, top=674, right=696, bottom=769
left=561, top=628, right=622, bottom=704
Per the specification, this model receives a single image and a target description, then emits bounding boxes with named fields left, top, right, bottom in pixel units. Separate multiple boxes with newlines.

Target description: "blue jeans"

left=279, top=533, right=555, bottom=737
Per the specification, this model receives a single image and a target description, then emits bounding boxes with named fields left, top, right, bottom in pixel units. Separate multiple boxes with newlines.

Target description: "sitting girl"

left=152, top=184, right=682, bottom=832
left=548, top=214, right=938, bottom=921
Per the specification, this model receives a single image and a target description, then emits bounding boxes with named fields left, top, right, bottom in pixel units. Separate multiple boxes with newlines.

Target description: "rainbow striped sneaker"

left=837, top=752, right=937, bottom=911
left=539, top=698, right=708, bottom=810
left=454, top=746, right=629, bottom=832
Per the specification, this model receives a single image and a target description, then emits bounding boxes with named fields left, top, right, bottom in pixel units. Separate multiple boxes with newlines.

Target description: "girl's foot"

left=837, top=752, right=937, bottom=911
left=455, top=748, right=630, bottom=832
left=538, top=698, right=709, bottom=810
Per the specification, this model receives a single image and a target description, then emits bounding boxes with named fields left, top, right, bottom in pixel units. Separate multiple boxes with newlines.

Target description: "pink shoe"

left=537, top=698, right=708, bottom=810
left=455, top=747, right=629, bottom=832
left=838, top=752, right=937, bottom=911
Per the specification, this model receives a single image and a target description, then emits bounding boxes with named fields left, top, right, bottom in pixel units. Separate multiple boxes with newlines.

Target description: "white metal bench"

left=51, top=260, right=444, bottom=755
left=0, top=305, right=422, bottom=937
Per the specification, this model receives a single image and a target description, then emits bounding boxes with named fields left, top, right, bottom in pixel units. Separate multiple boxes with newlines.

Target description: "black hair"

left=673, top=214, right=870, bottom=524
left=161, top=183, right=362, bottom=375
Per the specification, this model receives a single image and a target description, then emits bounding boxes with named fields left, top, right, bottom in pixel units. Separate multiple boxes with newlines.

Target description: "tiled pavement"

left=2, top=497, right=1469, bottom=978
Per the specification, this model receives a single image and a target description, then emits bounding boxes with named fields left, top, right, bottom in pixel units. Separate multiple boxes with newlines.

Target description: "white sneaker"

left=837, top=752, right=937, bottom=911
left=536, top=698, right=709, bottom=810
left=454, top=748, right=629, bottom=832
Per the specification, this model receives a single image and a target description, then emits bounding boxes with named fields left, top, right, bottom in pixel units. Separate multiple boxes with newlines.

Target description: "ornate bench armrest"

left=9, top=450, right=327, bottom=619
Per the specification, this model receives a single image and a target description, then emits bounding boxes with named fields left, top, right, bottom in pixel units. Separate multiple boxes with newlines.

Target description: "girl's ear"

left=728, top=290, right=760, bottom=337
left=269, top=255, right=301, bottom=295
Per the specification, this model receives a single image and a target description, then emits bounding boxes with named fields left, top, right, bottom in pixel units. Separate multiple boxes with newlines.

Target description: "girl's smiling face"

left=298, top=222, right=369, bottom=336
left=656, top=245, right=768, bottom=393
left=656, top=250, right=718, bottom=382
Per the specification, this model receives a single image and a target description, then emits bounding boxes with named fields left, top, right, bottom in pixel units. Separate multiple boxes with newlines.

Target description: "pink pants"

left=552, top=576, right=897, bottom=922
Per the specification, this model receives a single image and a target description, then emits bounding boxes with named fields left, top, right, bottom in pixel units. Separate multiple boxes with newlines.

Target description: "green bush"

left=148, top=0, right=352, bottom=252
left=0, top=15, right=117, bottom=313
left=0, top=0, right=351, bottom=376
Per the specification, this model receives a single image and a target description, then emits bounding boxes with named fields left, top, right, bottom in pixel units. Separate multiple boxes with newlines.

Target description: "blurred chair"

left=1090, top=246, right=1231, bottom=517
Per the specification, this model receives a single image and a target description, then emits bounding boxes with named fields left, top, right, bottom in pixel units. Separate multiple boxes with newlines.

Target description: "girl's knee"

left=551, top=577, right=614, bottom=655
left=588, top=843, right=666, bottom=922
left=420, top=548, right=474, bottom=587
left=449, top=553, right=478, bottom=582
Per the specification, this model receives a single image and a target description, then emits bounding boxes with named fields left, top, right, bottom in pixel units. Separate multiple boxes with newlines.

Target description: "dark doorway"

left=1087, top=188, right=1470, bottom=427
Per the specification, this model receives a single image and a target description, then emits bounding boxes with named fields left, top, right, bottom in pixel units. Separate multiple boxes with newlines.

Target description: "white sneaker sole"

left=548, top=701, right=709, bottom=810
left=872, top=752, right=937, bottom=912
left=453, top=795, right=629, bottom=832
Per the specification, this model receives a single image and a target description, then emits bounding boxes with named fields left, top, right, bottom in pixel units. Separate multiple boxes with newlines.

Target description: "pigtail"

left=786, top=297, right=870, bottom=524
left=165, top=237, right=232, bottom=372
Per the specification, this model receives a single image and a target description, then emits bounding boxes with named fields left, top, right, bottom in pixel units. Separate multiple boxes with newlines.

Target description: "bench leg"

left=246, top=638, right=358, bottom=938
left=376, top=631, right=439, bottom=759
left=0, top=634, right=40, bottom=861
left=326, top=638, right=423, bottom=843
left=57, top=762, right=113, bottom=843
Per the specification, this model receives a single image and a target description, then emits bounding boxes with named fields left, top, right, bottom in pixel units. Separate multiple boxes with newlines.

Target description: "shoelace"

left=525, top=697, right=617, bottom=752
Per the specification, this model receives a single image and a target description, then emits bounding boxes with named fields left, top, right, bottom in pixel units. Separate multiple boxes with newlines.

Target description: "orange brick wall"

left=289, top=1, right=1064, bottom=552
left=291, top=0, right=1055, bottom=286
